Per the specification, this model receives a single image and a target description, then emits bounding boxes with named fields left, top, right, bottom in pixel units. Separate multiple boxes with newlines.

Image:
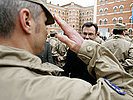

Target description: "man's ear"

left=19, top=8, right=32, bottom=34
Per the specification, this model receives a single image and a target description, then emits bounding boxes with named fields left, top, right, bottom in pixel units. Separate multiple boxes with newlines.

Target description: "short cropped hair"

left=0, top=0, right=43, bottom=39
left=82, top=22, right=98, bottom=34
left=113, top=29, right=124, bottom=35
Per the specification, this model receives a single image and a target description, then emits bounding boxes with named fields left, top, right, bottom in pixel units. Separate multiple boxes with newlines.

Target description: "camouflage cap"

left=113, top=23, right=127, bottom=30
left=27, top=0, right=55, bottom=25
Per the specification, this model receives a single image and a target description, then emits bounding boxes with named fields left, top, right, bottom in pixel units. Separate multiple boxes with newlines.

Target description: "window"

left=54, top=10, right=57, bottom=13
left=50, top=8, right=52, bottom=12
left=67, top=12, right=68, bottom=16
left=90, top=18, right=92, bottom=22
left=87, top=11, right=89, bottom=15
left=67, top=19, right=69, bottom=22
left=119, top=18, right=123, bottom=23
left=100, top=10, right=103, bottom=15
left=87, top=18, right=89, bottom=22
left=129, top=29, right=132, bottom=36
left=62, top=12, right=65, bottom=16
left=113, top=19, right=116, bottom=24
left=73, top=17, right=75, bottom=21
left=104, top=19, right=107, bottom=24
left=73, top=25, right=75, bottom=28
left=99, top=20, right=102, bottom=25
left=80, top=19, right=82, bottom=22
left=69, top=18, right=71, bottom=21
left=105, top=9, right=108, bottom=15
left=58, top=11, right=61, bottom=15
left=130, top=17, right=133, bottom=23
left=82, top=19, right=84, bottom=23
left=82, top=12, right=84, bottom=15
left=105, top=0, right=108, bottom=4
left=120, top=6, right=123, bottom=13
left=90, top=11, right=92, bottom=14
left=54, top=24, right=56, bottom=27
left=100, top=0, right=103, bottom=5
left=77, top=10, right=79, bottom=14
left=69, top=10, right=71, bottom=14
left=114, top=7, right=117, bottom=13
left=73, top=10, right=75, bottom=15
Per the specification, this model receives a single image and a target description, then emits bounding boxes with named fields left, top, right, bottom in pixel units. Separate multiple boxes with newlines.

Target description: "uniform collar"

left=0, top=45, right=63, bottom=74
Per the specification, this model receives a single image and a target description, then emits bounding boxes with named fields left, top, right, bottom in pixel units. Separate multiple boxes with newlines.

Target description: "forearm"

left=77, top=40, right=132, bottom=84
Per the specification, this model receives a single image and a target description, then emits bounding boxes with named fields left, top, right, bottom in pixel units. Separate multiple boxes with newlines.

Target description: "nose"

left=85, top=34, right=90, bottom=40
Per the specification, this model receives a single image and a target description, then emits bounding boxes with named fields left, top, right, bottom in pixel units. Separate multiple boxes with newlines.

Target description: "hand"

left=53, top=13, right=84, bottom=53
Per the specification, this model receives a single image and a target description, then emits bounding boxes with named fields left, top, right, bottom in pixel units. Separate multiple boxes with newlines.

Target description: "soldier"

left=103, top=23, right=133, bottom=75
left=48, top=30, right=68, bottom=67
left=0, top=0, right=133, bottom=100
left=81, top=22, right=104, bottom=44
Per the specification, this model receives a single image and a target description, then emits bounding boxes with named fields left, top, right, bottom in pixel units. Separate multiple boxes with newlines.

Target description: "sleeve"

left=77, top=40, right=132, bottom=84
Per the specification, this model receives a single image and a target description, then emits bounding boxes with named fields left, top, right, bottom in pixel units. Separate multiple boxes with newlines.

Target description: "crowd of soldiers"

left=39, top=22, right=133, bottom=80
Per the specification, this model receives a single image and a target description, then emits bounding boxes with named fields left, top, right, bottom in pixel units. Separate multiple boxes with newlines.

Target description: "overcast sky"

left=47, top=0, right=95, bottom=7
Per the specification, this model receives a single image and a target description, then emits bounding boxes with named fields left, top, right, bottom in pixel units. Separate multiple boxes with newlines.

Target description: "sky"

left=47, top=0, right=95, bottom=7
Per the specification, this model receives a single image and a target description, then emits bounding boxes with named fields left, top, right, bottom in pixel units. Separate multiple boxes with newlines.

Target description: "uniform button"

left=87, top=46, right=92, bottom=51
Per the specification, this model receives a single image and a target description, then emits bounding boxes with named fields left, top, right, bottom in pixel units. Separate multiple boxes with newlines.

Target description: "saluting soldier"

left=0, top=0, right=133, bottom=100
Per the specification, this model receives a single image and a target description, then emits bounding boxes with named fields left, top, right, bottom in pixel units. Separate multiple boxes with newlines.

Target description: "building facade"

left=97, top=0, right=133, bottom=37
left=46, top=2, right=94, bottom=34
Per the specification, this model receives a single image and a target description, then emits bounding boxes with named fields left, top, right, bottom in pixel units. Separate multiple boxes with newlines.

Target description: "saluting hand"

left=53, top=13, right=84, bottom=53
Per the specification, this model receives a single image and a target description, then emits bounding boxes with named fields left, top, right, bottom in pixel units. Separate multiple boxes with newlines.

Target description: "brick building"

left=46, top=2, right=94, bottom=34
left=97, top=0, right=133, bottom=37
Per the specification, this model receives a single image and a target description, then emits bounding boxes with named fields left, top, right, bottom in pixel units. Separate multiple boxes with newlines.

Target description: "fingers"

left=53, top=13, right=78, bottom=38
left=53, top=13, right=84, bottom=52
left=56, top=34, right=75, bottom=50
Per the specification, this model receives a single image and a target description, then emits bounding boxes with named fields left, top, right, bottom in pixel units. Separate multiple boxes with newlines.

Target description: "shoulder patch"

left=104, top=78, right=126, bottom=95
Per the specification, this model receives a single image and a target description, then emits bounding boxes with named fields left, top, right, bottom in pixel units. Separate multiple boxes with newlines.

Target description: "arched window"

left=87, top=18, right=89, bottom=22
left=80, top=19, right=82, bottom=22
left=99, top=20, right=102, bottom=25
left=114, top=7, right=117, bottom=13
left=69, top=18, right=71, bottom=21
left=54, top=24, right=56, bottom=27
left=100, top=0, right=103, bottom=5
left=90, top=18, right=92, bottom=22
left=104, top=19, right=107, bottom=24
left=73, top=10, right=75, bottom=15
left=100, top=9, right=103, bottom=15
left=120, top=6, right=123, bottom=13
left=129, top=29, right=132, bottom=36
left=82, top=19, right=84, bottom=23
left=119, top=18, right=123, bottom=23
left=90, top=11, right=92, bottom=14
left=105, top=9, right=108, bottom=15
left=113, top=19, right=116, bottom=24
left=69, top=10, right=71, bottom=14
left=50, top=8, right=52, bottom=12
left=105, top=0, right=108, bottom=4
left=58, top=11, right=61, bottom=15
left=87, top=11, right=89, bottom=15
left=54, top=9, right=57, bottom=13
left=73, top=24, right=75, bottom=28
left=62, top=12, right=65, bottom=16
left=67, top=19, right=69, bottom=22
